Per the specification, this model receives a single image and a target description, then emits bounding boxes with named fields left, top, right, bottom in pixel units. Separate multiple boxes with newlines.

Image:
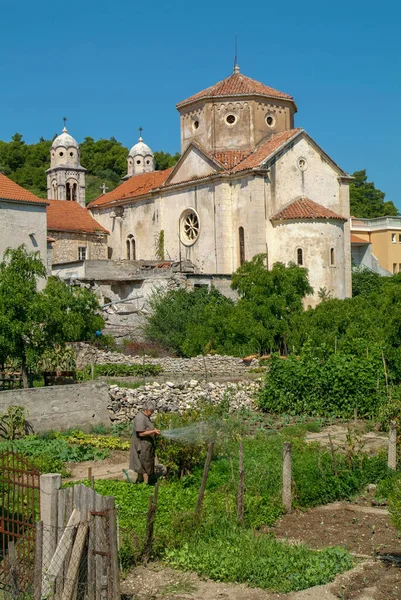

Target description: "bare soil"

left=305, top=425, right=388, bottom=455
left=65, top=450, right=129, bottom=481
left=269, top=502, right=400, bottom=557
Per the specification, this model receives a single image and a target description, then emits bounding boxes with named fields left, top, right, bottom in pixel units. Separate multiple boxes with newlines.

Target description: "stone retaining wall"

left=74, top=343, right=258, bottom=376
left=0, top=382, right=111, bottom=432
left=107, top=378, right=261, bottom=423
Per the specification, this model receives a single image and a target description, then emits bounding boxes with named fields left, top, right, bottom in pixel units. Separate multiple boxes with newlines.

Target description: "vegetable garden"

left=4, top=403, right=401, bottom=596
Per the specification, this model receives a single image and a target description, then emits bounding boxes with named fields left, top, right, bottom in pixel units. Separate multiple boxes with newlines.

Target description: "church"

left=47, top=65, right=352, bottom=307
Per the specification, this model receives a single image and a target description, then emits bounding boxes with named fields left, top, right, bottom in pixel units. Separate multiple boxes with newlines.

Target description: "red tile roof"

left=89, top=167, right=174, bottom=208
left=351, top=234, right=370, bottom=244
left=47, top=200, right=109, bottom=234
left=177, top=71, right=294, bottom=108
left=231, top=129, right=302, bottom=172
left=213, top=150, right=252, bottom=170
left=271, top=197, right=347, bottom=222
left=0, top=173, right=48, bottom=205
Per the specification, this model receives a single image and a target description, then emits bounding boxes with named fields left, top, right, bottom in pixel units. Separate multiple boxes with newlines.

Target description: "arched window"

left=52, top=181, right=58, bottom=200
left=330, top=247, right=335, bottom=266
left=239, top=227, right=245, bottom=265
left=126, top=235, right=136, bottom=260
left=66, top=181, right=77, bottom=201
left=297, top=248, right=303, bottom=266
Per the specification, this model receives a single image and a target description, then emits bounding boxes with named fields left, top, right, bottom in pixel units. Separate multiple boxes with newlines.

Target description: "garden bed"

left=269, top=502, right=399, bottom=556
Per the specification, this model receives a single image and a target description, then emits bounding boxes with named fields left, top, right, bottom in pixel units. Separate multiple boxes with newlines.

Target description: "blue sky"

left=1, top=0, right=400, bottom=206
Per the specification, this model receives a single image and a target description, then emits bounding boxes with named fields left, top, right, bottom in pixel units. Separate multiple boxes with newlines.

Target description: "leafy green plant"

left=0, top=406, right=34, bottom=440
left=38, top=345, right=76, bottom=373
left=59, top=430, right=129, bottom=450
left=259, top=346, right=386, bottom=418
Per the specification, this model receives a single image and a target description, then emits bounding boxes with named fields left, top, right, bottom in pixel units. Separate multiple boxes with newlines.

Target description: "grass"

left=104, top=379, right=143, bottom=390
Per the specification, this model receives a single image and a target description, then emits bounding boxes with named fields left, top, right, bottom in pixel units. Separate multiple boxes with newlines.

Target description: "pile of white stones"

left=107, top=379, right=261, bottom=422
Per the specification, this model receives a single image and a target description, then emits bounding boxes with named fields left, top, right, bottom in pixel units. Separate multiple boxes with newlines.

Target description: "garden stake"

left=237, top=441, right=245, bottom=523
left=328, top=434, right=338, bottom=476
left=195, top=442, right=215, bottom=518
left=142, top=482, right=159, bottom=563
left=282, top=442, right=292, bottom=513
left=388, top=420, right=397, bottom=470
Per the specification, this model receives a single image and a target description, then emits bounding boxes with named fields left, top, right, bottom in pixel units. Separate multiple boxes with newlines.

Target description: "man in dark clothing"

left=128, top=401, right=160, bottom=483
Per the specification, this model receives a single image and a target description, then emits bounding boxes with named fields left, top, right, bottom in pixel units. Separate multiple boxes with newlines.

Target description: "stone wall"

left=51, top=231, right=108, bottom=264
left=108, top=379, right=261, bottom=423
left=0, top=382, right=110, bottom=433
left=73, top=343, right=258, bottom=375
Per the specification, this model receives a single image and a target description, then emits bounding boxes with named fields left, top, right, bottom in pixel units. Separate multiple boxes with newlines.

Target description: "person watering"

left=126, top=401, right=160, bottom=484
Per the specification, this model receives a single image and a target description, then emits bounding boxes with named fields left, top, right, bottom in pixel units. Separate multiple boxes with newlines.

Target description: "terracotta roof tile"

left=213, top=150, right=251, bottom=170
left=47, top=200, right=109, bottom=234
left=351, top=234, right=370, bottom=244
left=89, top=168, right=174, bottom=208
left=271, top=197, right=347, bottom=222
left=177, top=72, right=294, bottom=108
left=0, top=173, right=48, bottom=204
left=231, top=129, right=302, bottom=172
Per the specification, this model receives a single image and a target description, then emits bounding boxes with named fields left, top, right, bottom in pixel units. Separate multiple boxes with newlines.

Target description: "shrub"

left=259, top=348, right=386, bottom=418
left=121, top=339, right=173, bottom=358
left=78, top=363, right=162, bottom=379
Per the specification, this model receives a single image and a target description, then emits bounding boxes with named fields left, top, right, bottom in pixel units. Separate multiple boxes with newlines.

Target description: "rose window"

left=181, top=210, right=200, bottom=245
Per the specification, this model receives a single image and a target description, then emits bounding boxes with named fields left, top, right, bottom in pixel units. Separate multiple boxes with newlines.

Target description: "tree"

left=231, top=256, right=313, bottom=354
left=0, top=246, right=47, bottom=386
left=145, top=258, right=313, bottom=357
left=350, top=170, right=398, bottom=218
left=154, top=151, right=180, bottom=171
left=0, top=246, right=104, bottom=387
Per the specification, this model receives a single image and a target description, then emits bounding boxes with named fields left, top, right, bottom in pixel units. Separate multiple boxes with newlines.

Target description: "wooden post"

left=328, top=434, right=338, bottom=476
left=104, top=497, right=121, bottom=600
left=142, top=483, right=159, bottom=564
left=237, top=441, right=245, bottom=524
left=34, top=521, right=43, bottom=600
left=40, top=474, right=62, bottom=575
left=282, top=442, right=292, bottom=513
left=195, top=442, right=215, bottom=518
left=61, top=521, right=89, bottom=600
left=388, top=420, right=397, bottom=470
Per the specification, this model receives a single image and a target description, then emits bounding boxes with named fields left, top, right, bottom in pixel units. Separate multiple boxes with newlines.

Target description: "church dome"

left=129, top=136, right=154, bottom=158
left=52, top=127, right=79, bottom=149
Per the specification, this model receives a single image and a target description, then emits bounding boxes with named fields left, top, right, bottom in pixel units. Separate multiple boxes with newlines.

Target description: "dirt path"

left=121, top=560, right=401, bottom=600
left=65, top=450, right=129, bottom=481
left=306, top=425, right=388, bottom=455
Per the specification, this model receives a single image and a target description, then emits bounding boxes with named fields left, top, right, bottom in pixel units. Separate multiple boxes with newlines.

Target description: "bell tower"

left=126, top=128, right=155, bottom=179
left=46, top=119, right=86, bottom=206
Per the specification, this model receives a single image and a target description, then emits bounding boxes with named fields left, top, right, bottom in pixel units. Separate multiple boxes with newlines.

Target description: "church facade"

left=88, top=66, right=352, bottom=306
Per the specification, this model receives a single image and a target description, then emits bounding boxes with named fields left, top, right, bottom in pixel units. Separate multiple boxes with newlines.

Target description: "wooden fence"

left=39, top=476, right=120, bottom=600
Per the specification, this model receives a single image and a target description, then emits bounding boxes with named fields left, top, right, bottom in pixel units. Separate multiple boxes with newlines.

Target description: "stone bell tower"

left=46, top=120, right=86, bottom=206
